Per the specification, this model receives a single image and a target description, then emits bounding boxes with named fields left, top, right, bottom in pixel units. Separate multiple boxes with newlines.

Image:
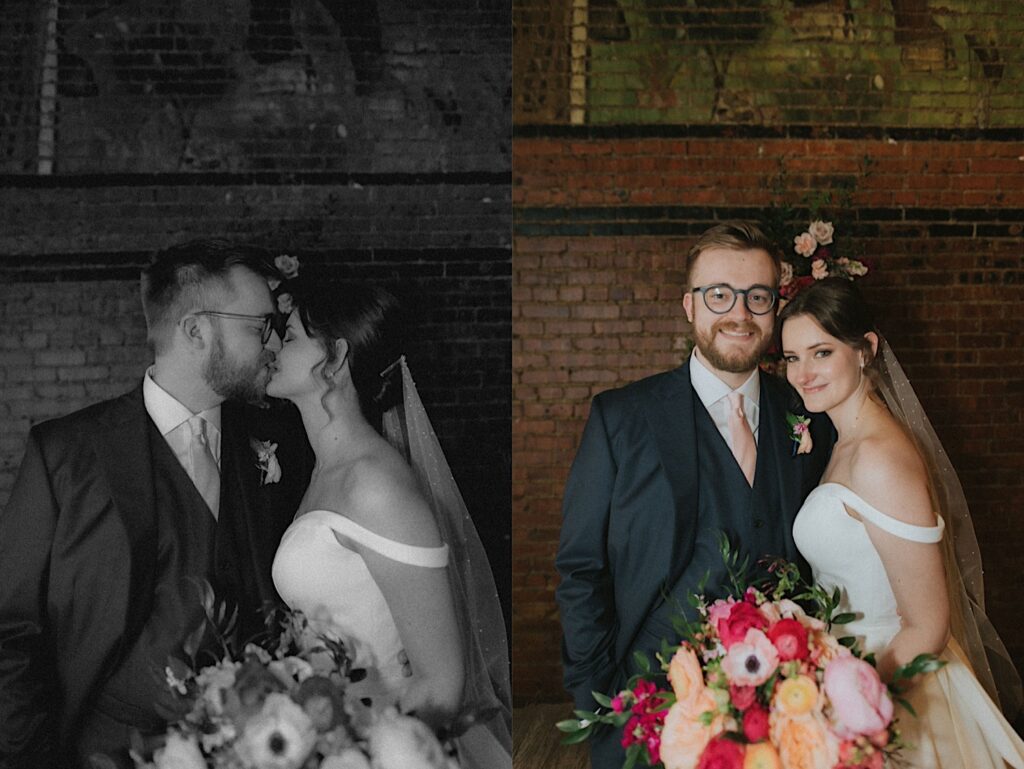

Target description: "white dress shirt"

left=143, top=367, right=222, bottom=474
left=689, top=352, right=760, bottom=449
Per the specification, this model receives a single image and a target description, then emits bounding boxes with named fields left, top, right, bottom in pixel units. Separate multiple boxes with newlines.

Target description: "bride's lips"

left=800, top=383, right=827, bottom=396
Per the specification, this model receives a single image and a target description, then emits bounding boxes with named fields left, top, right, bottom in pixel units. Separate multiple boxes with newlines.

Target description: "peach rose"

left=808, top=220, right=834, bottom=245
left=660, top=692, right=722, bottom=769
left=794, top=232, right=817, bottom=257
left=811, top=259, right=829, bottom=280
left=274, top=254, right=301, bottom=278
left=669, top=646, right=707, bottom=710
left=823, top=656, right=894, bottom=740
left=780, top=262, right=794, bottom=288
left=770, top=711, right=838, bottom=769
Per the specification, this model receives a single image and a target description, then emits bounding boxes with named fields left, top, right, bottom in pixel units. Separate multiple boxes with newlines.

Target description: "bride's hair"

left=293, top=280, right=405, bottom=429
left=776, top=277, right=882, bottom=385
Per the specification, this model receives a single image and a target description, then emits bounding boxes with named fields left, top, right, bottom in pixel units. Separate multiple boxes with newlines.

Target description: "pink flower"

left=611, top=694, right=626, bottom=713
left=720, top=629, right=779, bottom=687
left=714, top=602, right=768, bottom=649
left=809, top=220, right=834, bottom=245
left=824, top=656, right=894, bottom=740
left=794, top=232, right=817, bottom=257
left=811, top=259, right=829, bottom=280
left=728, top=683, right=756, bottom=712
left=767, top=618, right=809, bottom=662
left=742, top=705, right=770, bottom=743
left=780, top=261, right=794, bottom=287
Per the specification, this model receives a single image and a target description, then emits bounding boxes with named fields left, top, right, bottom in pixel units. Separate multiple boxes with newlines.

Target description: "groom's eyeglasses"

left=691, top=284, right=778, bottom=316
left=194, top=311, right=275, bottom=344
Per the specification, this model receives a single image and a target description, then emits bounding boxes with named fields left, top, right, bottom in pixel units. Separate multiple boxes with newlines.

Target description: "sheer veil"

left=875, top=339, right=1022, bottom=719
left=381, top=356, right=512, bottom=762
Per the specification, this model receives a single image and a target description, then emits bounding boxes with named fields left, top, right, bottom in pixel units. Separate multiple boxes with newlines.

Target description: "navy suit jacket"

left=555, top=362, right=833, bottom=710
left=0, top=385, right=311, bottom=768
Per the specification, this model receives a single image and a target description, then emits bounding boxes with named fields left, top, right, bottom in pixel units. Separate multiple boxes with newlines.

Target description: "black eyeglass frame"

left=194, top=310, right=276, bottom=344
left=690, top=283, right=779, bottom=316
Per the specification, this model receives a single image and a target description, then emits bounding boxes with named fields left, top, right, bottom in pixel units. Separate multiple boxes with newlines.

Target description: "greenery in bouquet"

left=132, top=583, right=457, bottom=769
left=557, top=537, right=944, bottom=769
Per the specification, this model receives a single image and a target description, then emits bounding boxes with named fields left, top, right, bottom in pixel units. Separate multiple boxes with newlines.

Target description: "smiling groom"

left=555, top=222, right=834, bottom=769
left=0, top=240, right=312, bottom=769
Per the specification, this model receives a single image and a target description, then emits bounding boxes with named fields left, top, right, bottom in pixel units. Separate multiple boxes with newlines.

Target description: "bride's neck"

left=828, top=385, right=883, bottom=443
left=294, top=391, right=376, bottom=466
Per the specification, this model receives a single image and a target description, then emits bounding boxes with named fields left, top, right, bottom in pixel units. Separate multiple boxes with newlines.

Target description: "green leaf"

left=838, top=636, right=857, bottom=648
left=831, top=612, right=857, bottom=625
left=895, top=696, right=917, bottom=718
left=555, top=719, right=583, bottom=733
left=560, top=726, right=594, bottom=745
left=623, top=744, right=640, bottom=769
left=591, top=691, right=614, bottom=709
left=573, top=709, right=599, bottom=722
left=633, top=651, right=652, bottom=675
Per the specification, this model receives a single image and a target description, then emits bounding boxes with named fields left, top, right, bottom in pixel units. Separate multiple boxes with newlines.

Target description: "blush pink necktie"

left=727, top=392, right=757, bottom=487
left=188, top=415, right=220, bottom=519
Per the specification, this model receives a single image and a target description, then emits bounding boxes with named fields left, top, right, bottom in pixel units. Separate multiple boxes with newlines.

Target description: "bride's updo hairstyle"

left=294, top=280, right=404, bottom=430
left=776, top=277, right=881, bottom=386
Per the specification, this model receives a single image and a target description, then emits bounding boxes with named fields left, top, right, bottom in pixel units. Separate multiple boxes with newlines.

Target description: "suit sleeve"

left=0, top=428, right=60, bottom=767
left=554, top=396, right=622, bottom=709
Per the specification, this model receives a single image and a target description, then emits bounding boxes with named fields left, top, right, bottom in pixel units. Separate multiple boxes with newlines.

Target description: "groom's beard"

left=204, top=334, right=275, bottom=405
left=693, top=318, right=771, bottom=374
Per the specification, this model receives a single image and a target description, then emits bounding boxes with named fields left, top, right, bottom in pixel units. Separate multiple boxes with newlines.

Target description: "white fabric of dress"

left=272, top=509, right=449, bottom=705
left=794, top=482, right=1024, bottom=768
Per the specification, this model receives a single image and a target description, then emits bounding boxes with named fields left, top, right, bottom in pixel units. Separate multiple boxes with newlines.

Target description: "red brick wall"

left=512, top=132, right=1024, bottom=703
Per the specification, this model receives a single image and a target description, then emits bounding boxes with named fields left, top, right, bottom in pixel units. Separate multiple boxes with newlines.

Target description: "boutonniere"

left=786, top=412, right=813, bottom=455
left=250, top=438, right=282, bottom=484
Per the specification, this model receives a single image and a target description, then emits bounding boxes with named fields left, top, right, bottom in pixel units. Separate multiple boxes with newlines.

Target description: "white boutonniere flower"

left=251, top=438, right=282, bottom=484
left=786, top=412, right=813, bottom=455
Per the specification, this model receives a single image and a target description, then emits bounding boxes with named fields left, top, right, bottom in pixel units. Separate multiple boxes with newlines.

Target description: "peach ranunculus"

left=659, top=691, right=722, bottom=769
left=809, top=630, right=848, bottom=668
left=823, top=655, right=894, bottom=740
left=669, top=646, right=708, bottom=709
left=794, top=232, right=818, bottom=257
left=770, top=710, right=838, bottom=769
left=808, top=220, right=834, bottom=245
left=743, top=741, right=782, bottom=769
left=773, top=675, right=820, bottom=717
left=811, top=258, right=829, bottom=280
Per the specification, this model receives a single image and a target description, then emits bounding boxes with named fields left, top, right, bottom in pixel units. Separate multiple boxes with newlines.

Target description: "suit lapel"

left=758, top=372, right=805, bottom=561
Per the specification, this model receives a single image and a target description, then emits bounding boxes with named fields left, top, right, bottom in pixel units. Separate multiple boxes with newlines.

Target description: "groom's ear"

left=181, top=315, right=207, bottom=349
left=682, top=290, right=694, bottom=322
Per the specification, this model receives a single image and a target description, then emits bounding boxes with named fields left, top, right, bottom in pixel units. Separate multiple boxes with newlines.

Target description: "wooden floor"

left=513, top=702, right=590, bottom=769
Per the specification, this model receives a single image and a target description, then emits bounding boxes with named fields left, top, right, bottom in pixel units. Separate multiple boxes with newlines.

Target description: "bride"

left=778, top=277, right=1024, bottom=767
left=265, top=281, right=511, bottom=766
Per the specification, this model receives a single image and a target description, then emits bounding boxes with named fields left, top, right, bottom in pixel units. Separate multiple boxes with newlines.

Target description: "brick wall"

left=0, top=0, right=511, bottom=626
left=513, top=0, right=1024, bottom=707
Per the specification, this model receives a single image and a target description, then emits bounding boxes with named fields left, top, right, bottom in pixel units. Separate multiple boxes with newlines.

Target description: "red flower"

left=767, top=618, right=810, bottom=662
left=742, top=705, right=770, bottom=743
left=696, top=736, right=745, bottom=769
left=729, top=684, right=757, bottom=712
left=716, top=602, right=768, bottom=649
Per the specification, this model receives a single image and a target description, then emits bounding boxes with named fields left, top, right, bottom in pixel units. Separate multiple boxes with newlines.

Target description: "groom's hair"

left=141, top=239, right=274, bottom=353
left=684, top=221, right=782, bottom=289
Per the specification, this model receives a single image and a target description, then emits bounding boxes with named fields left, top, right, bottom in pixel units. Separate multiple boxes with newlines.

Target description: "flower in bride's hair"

left=366, top=708, right=455, bottom=769
left=721, top=629, right=779, bottom=687
left=235, top=692, right=316, bottom=769
left=277, top=292, right=294, bottom=315
left=151, top=731, right=205, bottom=769
left=808, top=220, right=834, bottom=246
left=793, top=232, right=817, bottom=257
left=274, top=254, right=301, bottom=279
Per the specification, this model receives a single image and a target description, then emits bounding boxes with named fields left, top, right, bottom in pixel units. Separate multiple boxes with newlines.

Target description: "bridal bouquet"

left=558, top=544, right=943, bottom=769
left=132, top=589, right=456, bottom=769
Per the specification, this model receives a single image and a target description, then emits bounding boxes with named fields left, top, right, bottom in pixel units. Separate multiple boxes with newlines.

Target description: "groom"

left=0, top=240, right=311, bottom=769
left=555, top=222, right=834, bottom=768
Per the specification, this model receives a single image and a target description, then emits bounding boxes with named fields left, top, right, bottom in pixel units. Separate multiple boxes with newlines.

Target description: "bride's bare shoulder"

left=848, top=422, right=935, bottom=527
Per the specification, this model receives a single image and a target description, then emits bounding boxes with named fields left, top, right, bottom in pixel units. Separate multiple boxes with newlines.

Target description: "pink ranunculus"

left=794, top=232, right=818, bottom=257
left=824, top=656, right=894, bottom=740
left=728, top=683, right=756, bottom=712
left=767, top=618, right=809, bottom=662
left=809, top=220, right=834, bottom=245
left=720, top=629, right=779, bottom=687
left=742, top=704, right=770, bottom=743
left=811, top=258, right=829, bottom=280
left=707, top=598, right=737, bottom=628
left=696, top=735, right=745, bottom=769
left=715, top=602, right=768, bottom=649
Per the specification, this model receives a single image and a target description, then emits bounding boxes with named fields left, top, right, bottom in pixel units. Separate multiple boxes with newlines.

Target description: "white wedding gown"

left=794, top=482, right=1024, bottom=768
left=272, top=508, right=511, bottom=769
